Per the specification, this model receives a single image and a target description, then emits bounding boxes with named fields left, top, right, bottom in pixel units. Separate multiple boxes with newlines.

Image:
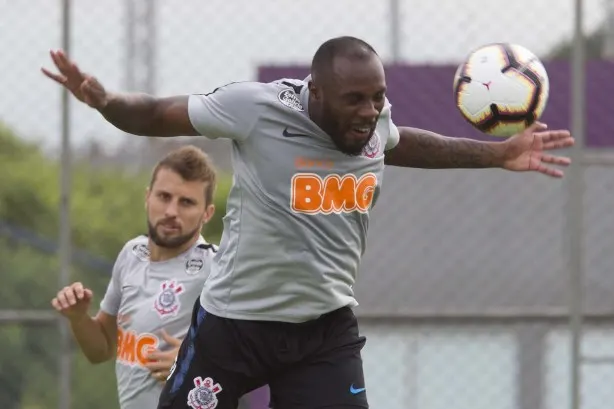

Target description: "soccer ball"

left=453, top=43, right=549, bottom=137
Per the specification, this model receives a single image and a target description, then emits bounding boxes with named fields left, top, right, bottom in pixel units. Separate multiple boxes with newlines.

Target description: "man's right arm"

left=98, top=94, right=198, bottom=137
left=43, top=50, right=264, bottom=140
left=42, top=50, right=198, bottom=138
left=69, top=240, right=126, bottom=364
left=68, top=310, right=117, bottom=364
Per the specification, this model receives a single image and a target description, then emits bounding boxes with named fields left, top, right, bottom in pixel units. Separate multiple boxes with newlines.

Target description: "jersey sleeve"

left=188, top=82, right=263, bottom=142
left=99, top=247, right=128, bottom=316
left=380, top=99, right=400, bottom=150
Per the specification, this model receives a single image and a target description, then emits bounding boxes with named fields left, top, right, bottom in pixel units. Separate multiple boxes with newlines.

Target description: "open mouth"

left=351, top=126, right=371, bottom=136
left=348, top=125, right=374, bottom=144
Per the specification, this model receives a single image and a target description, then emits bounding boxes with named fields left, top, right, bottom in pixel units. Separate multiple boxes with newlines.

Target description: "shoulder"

left=189, top=78, right=307, bottom=115
left=267, top=78, right=307, bottom=111
left=117, top=235, right=150, bottom=263
left=108, top=235, right=149, bottom=283
left=193, top=238, right=218, bottom=259
left=181, top=239, right=218, bottom=277
left=191, top=81, right=274, bottom=104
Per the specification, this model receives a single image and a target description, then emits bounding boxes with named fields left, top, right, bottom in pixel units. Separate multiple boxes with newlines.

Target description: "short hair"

left=311, top=36, right=378, bottom=80
left=149, top=145, right=217, bottom=205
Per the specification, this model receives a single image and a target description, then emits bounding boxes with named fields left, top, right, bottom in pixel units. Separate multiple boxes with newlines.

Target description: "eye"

left=180, top=198, right=196, bottom=206
left=157, top=191, right=171, bottom=201
left=343, top=93, right=363, bottom=105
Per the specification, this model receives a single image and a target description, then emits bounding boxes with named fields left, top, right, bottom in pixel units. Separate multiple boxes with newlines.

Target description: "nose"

left=164, top=200, right=179, bottom=218
left=358, top=101, right=378, bottom=120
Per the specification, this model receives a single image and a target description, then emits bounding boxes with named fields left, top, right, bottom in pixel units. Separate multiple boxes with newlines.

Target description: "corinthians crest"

left=362, top=132, right=381, bottom=158
left=153, top=280, right=184, bottom=318
left=187, top=376, right=223, bottom=409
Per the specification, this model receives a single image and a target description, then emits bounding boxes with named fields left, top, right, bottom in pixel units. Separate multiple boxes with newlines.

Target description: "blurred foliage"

left=0, top=123, right=231, bottom=409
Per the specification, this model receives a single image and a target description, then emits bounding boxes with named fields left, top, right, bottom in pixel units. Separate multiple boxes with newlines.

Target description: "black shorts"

left=158, top=299, right=368, bottom=409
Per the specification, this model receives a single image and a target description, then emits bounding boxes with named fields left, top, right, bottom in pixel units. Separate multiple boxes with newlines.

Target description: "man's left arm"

left=384, top=126, right=507, bottom=169
left=384, top=123, right=574, bottom=178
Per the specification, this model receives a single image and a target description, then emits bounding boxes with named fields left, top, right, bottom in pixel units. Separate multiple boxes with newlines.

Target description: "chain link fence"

left=1, top=0, right=613, bottom=408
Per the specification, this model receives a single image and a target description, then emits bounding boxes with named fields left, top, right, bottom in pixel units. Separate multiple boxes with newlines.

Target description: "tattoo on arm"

left=384, top=127, right=506, bottom=169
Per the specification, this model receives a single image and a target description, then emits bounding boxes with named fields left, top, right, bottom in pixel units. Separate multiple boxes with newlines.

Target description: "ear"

left=202, top=204, right=215, bottom=225
left=308, top=80, right=320, bottom=99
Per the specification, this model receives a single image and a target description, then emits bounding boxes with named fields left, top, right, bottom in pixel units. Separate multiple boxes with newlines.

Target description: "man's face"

left=145, top=167, right=213, bottom=248
left=311, top=54, right=387, bottom=156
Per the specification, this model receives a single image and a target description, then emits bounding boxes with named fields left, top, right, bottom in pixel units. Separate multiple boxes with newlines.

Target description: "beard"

left=147, top=219, right=200, bottom=249
left=321, top=108, right=373, bottom=156
left=330, top=133, right=370, bottom=156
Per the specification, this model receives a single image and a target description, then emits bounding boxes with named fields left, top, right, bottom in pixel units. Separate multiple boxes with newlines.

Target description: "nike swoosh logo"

left=282, top=127, right=308, bottom=138
left=349, top=385, right=366, bottom=394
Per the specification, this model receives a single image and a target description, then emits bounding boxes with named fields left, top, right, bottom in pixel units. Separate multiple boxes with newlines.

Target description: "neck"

left=148, top=235, right=199, bottom=262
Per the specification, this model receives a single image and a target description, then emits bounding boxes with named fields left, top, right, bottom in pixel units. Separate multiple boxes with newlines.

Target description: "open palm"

left=502, top=122, right=575, bottom=178
left=41, top=49, right=108, bottom=109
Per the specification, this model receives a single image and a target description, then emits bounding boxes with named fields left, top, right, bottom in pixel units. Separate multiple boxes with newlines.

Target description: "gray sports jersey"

left=100, top=235, right=216, bottom=409
left=189, top=77, right=399, bottom=323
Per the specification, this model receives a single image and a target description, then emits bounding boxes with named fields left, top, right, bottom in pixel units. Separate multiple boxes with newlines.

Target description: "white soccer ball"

left=453, top=43, right=550, bottom=137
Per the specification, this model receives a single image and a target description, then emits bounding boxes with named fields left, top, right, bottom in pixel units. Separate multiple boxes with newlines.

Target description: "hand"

left=51, top=282, right=94, bottom=320
left=144, top=330, right=183, bottom=383
left=41, top=49, right=109, bottom=109
left=501, top=121, right=575, bottom=178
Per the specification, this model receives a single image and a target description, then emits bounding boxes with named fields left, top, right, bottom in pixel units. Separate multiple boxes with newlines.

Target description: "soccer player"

left=51, top=146, right=219, bottom=409
left=43, top=36, right=574, bottom=409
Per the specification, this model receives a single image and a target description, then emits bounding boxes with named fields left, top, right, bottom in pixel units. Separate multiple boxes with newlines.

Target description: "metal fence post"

left=568, top=0, right=586, bottom=408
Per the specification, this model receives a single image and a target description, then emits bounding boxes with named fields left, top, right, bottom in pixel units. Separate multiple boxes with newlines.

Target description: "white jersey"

left=100, top=235, right=216, bottom=409
left=188, top=77, right=400, bottom=323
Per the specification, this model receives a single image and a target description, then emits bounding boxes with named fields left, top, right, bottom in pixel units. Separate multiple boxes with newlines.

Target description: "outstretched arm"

left=42, top=49, right=197, bottom=137
left=384, top=122, right=574, bottom=178
left=98, top=93, right=197, bottom=137
left=384, top=126, right=506, bottom=169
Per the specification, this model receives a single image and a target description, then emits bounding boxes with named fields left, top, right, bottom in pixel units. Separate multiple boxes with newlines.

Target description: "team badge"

left=185, top=258, right=204, bottom=275
left=153, top=280, right=184, bottom=318
left=362, top=132, right=381, bottom=158
left=187, top=376, right=223, bottom=409
left=132, top=244, right=150, bottom=261
left=277, top=89, right=304, bottom=111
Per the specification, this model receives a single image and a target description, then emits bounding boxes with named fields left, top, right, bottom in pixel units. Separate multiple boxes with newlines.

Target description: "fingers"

left=40, top=67, right=67, bottom=84
left=531, top=121, right=548, bottom=132
left=537, top=164, right=564, bottom=178
left=151, top=370, right=170, bottom=383
left=160, top=329, right=182, bottom=347
left=144, top=359, right=170, bottom=382
left=42, top=49, right=86, bottom=88
left=537, top=130, right=575, bottom=150
left=145, top=351, right=175, bottom=382
left=146, top=348, right=176, bottom=362
left=83, top=288, right=94, bottom=300
left=51, top=297, right=62, bottom=312
left=73, top=282, right=85, bottom=300
left=50, top=49, right=72, bottom=74
left=60, top=285, right=77, bottom=308
left=51, top=282, right=91, bottom=312
left=541, top=154, right=571, bottom=166
left=144, top=358, right=170, bottom=371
